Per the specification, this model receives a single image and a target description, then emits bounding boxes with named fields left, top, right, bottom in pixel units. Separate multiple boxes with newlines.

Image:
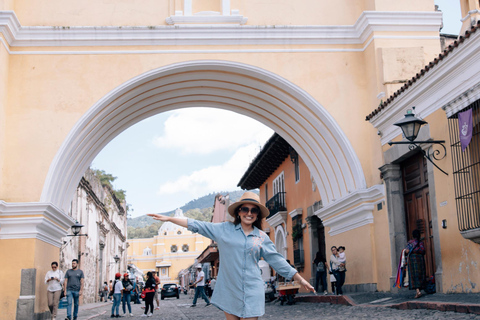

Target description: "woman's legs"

left=223, top=312, right=258, bottom=320
left=51, top=290, right=61, bottom=317
left=336, top=271, right=346, bottom=295
left=47, top=291, right=54, bottom=314
left=315, top=271, right=320, bottom=292
left=320, top=271, right=328, bottom=293
left=145, top=292, right=155, bottom=314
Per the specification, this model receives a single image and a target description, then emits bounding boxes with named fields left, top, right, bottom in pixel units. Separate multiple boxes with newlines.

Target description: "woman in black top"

left=143, top=272, right=157, bottom=316
left=313, top=251, right=328, bottom=294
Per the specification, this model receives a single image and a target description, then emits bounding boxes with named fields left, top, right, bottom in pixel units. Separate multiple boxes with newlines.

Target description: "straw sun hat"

left=227, top=191, right=270, bottom=219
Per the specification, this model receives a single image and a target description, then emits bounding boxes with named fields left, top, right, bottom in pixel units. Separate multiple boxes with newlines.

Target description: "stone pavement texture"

left=55, top=291, right=480, bottom=320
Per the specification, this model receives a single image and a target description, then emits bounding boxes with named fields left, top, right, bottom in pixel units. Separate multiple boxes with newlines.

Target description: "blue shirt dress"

left=187, top=219, right=297, bottom=318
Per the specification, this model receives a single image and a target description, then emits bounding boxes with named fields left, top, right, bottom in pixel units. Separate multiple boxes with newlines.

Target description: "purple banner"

left=459, top=109, right=473, bottom=152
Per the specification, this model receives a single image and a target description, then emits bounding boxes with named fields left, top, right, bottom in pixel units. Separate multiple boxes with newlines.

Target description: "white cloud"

left=153, top=108, right=273, bottom=155
left=157, top=143, right=264, bottom=199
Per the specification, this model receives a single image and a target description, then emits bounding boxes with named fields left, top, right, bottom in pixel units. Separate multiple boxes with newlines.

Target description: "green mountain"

left=127, top=190, right=255, bottom=229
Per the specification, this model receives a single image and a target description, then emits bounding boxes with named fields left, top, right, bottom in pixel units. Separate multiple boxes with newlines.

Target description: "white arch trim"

left=274, top=225, right=287, bottom=258
left=41, top=60, right=366, bottom=212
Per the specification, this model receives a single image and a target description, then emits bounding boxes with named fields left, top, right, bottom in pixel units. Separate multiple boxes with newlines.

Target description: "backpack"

left=316, top=262, right=325, bottom=272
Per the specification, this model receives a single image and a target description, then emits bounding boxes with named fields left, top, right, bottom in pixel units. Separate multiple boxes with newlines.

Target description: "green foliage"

left=291, top=224, right=303, bottom=241
left=93, top=169, right=117, bottom=187
left=127, top=208, right=213, bottom=239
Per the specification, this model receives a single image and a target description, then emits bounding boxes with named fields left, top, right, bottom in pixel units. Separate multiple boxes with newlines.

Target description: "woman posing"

left=148, top=192, right=314, bottom=320
left=405, top=229, right=426, bottom=299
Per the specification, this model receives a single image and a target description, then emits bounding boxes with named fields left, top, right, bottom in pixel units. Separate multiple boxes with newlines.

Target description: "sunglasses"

left=239, top=207, right=260, bottom=215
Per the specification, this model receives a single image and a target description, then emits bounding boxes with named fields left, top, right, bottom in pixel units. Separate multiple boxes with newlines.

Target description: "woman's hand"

left=293, top=273, right=315, bottom=293
left=147, top=213, right=171, bottom=222
left=299, top=278, right=315, bottom=293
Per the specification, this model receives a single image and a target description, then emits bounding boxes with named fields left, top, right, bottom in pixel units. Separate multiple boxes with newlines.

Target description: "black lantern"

left=388, top=108, right=447, bottom=175
left=393, top=109, right=426, bottom=142
left=67, top=221, right=88, bottom=237
left=71, top=222, right=84, bottom=236
left=114, top=255, right=121, bottom=263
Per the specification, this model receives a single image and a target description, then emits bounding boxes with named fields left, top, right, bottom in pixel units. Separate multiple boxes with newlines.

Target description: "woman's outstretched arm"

left=147, top=214, right=188, bottom=228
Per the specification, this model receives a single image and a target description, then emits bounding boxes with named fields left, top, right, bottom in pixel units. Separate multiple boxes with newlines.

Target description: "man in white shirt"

left=190, top=265, right=211, bottom=307
left=45, top=261, right=64, bottom=320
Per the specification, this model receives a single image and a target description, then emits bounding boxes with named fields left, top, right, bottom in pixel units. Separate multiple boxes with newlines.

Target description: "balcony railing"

left=294, top=249, right=304, bottom=267
left=265, top=192, right=286, bottom=219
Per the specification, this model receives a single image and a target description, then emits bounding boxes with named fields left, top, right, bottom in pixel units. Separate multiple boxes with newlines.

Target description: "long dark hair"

left=233, top=205, right=263, bottom=231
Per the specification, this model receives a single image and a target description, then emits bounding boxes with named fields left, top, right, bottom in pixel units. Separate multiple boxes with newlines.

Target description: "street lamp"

left=67, top=221, right=88, bottom=237
left=114, top=255, right=120, bottom=264
left=388, top=108, right=448, bottom=175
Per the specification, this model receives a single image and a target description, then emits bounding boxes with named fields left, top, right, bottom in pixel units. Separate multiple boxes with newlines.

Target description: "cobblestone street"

left=57, top=294, right=480, bottom=320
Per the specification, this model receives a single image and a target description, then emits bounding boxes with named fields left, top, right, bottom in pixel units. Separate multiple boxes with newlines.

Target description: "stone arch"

left=275, top=225, right=287, bottom=258
left=41, top=60, right=366, bottom=212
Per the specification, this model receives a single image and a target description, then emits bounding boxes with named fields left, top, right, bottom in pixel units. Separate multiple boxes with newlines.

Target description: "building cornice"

left=0, top=201, right=74, bottom=247
left=314, top=185, right=384, bottom=235
left=0, top=10, right=441, bottom=48
left=266, top=211, right=288, bottom=229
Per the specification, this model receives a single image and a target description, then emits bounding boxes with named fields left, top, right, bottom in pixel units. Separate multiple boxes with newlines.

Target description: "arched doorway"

left=275, top=225, right=287, bottom=258
left=41, top=60, right=366, bottom=213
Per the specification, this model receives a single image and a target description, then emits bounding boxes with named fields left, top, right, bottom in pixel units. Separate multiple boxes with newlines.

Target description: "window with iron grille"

left=447, top=99, right=480, bottom=232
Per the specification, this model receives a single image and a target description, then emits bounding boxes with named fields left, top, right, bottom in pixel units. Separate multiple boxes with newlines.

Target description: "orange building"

left=238, top=134, right=324, bottom=291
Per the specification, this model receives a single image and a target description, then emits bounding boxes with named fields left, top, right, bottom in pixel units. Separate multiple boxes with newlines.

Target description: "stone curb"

left=295, top=295, right=355, bottom=306
left=296, top=295, right=480, bottom=315
left=389, top=301, right=480, bottom=315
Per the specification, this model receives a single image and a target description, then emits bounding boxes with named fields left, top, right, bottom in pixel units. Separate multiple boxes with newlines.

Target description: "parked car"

left=161, top=283, right=180, bottom=300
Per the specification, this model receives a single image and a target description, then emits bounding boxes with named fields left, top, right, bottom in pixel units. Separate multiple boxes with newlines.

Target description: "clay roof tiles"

left=365, top=20, right=480, bottom=121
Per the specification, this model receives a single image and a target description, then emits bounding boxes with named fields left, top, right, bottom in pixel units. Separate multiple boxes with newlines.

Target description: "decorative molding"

left=0, top=10, right=441, bottom=48
left=288, top=208, right=303, bottom=219
left=313, top=185, right=384, bottom=236
left=314, top=184, right=385, bottom=222
left=166, top=12, right=247, bottom=25
left=0, top=201, right=74, bottom=247
left=266, top=211, right=288, bottom=229
left=369, top=30, right=480, bottom=145
left=41, top=60, right=367, bottom=213
left=461, top=10, right=480, bottom=22
left=322, top=203, right=375, bottom=236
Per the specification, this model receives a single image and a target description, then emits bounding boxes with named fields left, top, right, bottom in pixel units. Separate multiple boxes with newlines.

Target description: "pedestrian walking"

left=45, top=261, right=64, bottom=320
left=122, top=273, right=134, bottom=316
left=313, top=252, right=328, bottom=295
left=108, top=280, right=113, bottom=301
left=142, top=271, right=156, bottom=317
left=405, top=229, right=426, bottom=299
left=63, top=259, right=84, bottom=320
left=102, top=282, right=109, bottom=302
left=154, top=273, right=161, bottom=310
left=329, top=246, right=345, bottom=295
left=148, top=191, right=314, bottom=320
left=190, top=264, right=211, bottom=307
left=111, top=273, right=123, bottom=318
left=210, top=277, right=216, bottom=296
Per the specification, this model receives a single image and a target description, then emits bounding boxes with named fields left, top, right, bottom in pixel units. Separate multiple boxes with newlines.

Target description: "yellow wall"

left=424, top=109, right=480, bottom=292
left=7, top=0, right=435, bottom=27
left=0, top=238, right=59, bottom=318
left=128, top=229, right=210, bottom=283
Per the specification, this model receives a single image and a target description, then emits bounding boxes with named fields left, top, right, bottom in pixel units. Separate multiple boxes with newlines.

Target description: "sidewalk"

left=56, top=301, right=113, bottom=320
left=296, top=290, right=480, bottom=315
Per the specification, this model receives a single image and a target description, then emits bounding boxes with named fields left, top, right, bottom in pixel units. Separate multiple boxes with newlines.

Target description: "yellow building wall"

left=0, top=238, right=59, bottom=318
left=9, top=0, right=433, bottom=27
left=128, top=229, right=210, bottom=283
left=424, top=109, right=480, bottom=292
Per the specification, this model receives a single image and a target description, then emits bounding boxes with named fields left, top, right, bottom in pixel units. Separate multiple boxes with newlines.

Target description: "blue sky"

left=92, top=2, right=463, bottom=218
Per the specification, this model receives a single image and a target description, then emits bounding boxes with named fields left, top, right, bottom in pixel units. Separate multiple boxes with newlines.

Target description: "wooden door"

left=402, top=153, right=436, bottom=278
